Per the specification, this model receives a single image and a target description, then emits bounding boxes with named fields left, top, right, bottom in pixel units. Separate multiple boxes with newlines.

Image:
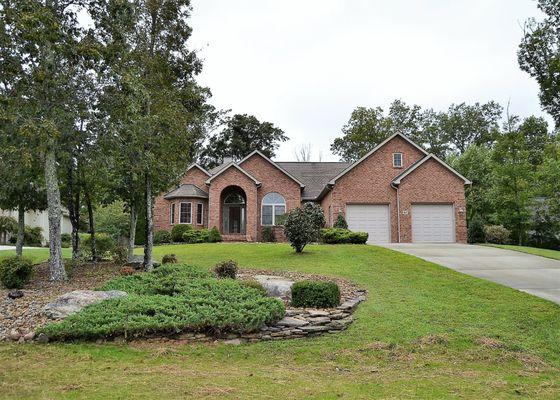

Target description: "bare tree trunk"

left=128, top=203, right=138, bottom=261
left=143, top=175, right=154, bottom=271
left=15, top=204, right=24, bottom=257
left=66, top=166, right=80, bottom=259
left=84, top=190, right=97, bottom=261
left=44, top=148, right=67, bottom=281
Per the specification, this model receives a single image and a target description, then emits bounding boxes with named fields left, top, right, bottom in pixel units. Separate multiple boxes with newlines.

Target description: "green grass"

left=0, top=248, right=71, bottom=264
left=1, top=243, right=560, bottom=399
left=485, top=244, right=560, bottom=261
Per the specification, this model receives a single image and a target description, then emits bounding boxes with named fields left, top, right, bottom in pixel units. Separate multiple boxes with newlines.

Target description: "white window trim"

left=393, top=152, right=403, bottom=168
left=261, top=193, right=286, bottom=226
left=196, top=203, right=204, bottom=225
left=170, top=203, right=175, bottom=225
left=179, top=202, right=192, bottom=224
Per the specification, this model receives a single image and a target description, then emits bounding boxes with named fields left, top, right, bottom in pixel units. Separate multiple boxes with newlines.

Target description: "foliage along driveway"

left=1, top=243, right=560, bottom=399
left=381, top=243, right=560, bottom=304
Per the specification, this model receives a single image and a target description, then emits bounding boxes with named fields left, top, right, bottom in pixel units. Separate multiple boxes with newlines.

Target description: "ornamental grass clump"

left=39, top=263, right=284, bottom=341
left=214, top=260, right=238, bottom=279
left=291, top=280, right=341, bottom=308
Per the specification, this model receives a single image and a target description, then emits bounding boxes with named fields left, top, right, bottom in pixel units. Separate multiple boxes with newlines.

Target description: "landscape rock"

left=8, top=329, right=21, bottom=341
left=36, top=333, right=49, bottom=344
left=7, top=290, right=24, bottom=299
left=23, top=332, right=36, bottom=341
left=307, top=309, right=330, bottom=317
left=277, top=317, right=309, bottom=327
left=43, top=290, right=127, bottom=320
left=253, top=275, right=295, bottom=299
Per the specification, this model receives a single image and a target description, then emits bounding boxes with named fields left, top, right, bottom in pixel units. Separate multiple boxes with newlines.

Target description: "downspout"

left=391, top=183, right=401, bottom=243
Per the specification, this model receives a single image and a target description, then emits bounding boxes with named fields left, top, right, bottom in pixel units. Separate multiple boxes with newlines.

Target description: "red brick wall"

left=398, top=158, right=467, bottom=243
left=207, top=167, right=259, bottom=241
left=325, top=135, right=426, bottom=242
left=240, top=154, right=301, bottom=241
left=154, top=167, right=210, bottom=232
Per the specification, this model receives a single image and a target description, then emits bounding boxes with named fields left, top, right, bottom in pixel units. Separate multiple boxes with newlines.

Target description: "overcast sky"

left=187, top=0, right=549, bottom=161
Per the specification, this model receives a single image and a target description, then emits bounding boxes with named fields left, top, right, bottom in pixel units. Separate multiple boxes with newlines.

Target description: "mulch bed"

left=0, top=261, right=121, bottom=341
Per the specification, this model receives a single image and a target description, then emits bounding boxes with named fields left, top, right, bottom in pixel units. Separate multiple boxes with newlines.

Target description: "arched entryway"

left=221, top=186, right=247, bottom=234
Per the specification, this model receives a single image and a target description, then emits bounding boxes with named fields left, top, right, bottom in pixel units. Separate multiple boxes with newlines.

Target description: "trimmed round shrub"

left=484, top=225, right=511, bottom=244
left=162, top=254, right=178, bottom=264
left=61, top=233, right=72, bottom=248
left=154, top=230, right=172, bottom=245
left=171, top=224, right=193, bottom=242
left=214, top=260, right=238, bottom=279
left=208, top=226, right=222, bottom=243
left=0, top=256, right=34, bottom=289
left=333, top=213, right=348, bottom=229
left=291, top=280, right=340, bottom=308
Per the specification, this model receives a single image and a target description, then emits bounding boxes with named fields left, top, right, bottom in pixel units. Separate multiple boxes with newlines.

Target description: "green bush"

left=154, top=230, right=172, bottom=245
left=291, top=280, right=340, bottom=308
left=468, top=215, right=485, bottom=244
left=333, top=213, right=348, bottom=229
left=112, top=245, right=128, bottom=265
left=198, top=228, right=210, bottom=243
left=171, top=224, right=192, bottom=242
left=214, top=260, right=238, bottom=279
left=182, top=228, right=212, bottom=244
left=161, top=254, right=177, bottom=264
left=39, top=264, right=284, bottom=340
left=0, top=216, right=17, bottom=235
left=81, top=233, right=116, bottom=259
left=0, top=256, right=34, bottom=289
left=261, top=226, right=275, bottom=242
left=243, top=280, right=268, bottom=296
left=208, top=226, right=222, bottom=243
left=484, top=225, right=511, bottom=244
left=320, top=228, right=368, bottom=244
left=24, top=226, right=43, bottom=246
left=284, top=203, right=325, bottom=253
left=94, top=201, right=130, bottom=240
left=61, top=233, right=72, bottom=248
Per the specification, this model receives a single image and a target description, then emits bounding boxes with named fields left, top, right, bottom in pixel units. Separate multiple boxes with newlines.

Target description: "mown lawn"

left=485, top=244, right=560, bottom=261
left=0, top=248, right=71, bottom=264
left=1, top=243, right=559, bottom=399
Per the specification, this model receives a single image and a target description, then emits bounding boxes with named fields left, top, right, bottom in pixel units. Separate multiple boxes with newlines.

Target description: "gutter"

left=390, top=182, right=401, bottom=243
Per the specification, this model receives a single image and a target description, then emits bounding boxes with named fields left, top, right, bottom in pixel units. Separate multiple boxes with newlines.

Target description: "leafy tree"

left=199, top=114, right=288, bottom=169
left=284, top=203, right=325, bottom=253
left=333, top=213, right=348, bottom=229
left=518, top=0, right=560, bottom=125
left=517, top=116, right=552, bottom=168
left=90, top=0, right=214, bottom=270
left=440, top=102, right=503, bottom=154
left=535, top=140, right=560, bottom=234
left=490, top=117, right=534, bottom=245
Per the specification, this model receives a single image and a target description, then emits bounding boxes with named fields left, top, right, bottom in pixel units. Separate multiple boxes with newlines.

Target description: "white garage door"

left=412, top=204, right=455, bottom=243
left=346, top=204, right=390, bottom=243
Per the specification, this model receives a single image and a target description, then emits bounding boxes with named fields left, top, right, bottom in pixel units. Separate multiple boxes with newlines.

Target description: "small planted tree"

left=333, top=213, right=348, bottom=229
left=284, top=203, right=325, bottom=253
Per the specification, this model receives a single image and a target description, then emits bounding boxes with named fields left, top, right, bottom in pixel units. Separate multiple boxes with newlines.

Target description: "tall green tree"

left=199, top=114, right=288, bottom=169
left=518, top=0, right=560, bottom=125
left=491, top=117, right=534, bottom=245
left=517, top=116, right=553, bottom=168
left=0, top=0, right=91, bottom=280
left=90, top=0, right=214, bottom=269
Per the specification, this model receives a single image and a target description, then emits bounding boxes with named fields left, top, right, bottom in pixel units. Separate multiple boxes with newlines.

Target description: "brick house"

left=154, top=133, right=471, bottom=243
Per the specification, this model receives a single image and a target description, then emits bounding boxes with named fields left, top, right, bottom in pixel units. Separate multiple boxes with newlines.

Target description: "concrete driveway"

left=379, top=243, right=560, bottom=305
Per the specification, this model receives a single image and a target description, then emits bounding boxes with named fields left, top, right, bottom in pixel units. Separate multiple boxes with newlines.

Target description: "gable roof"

left=239, top=150, right=306, bottom=188
left=205, top=162, right=261, bottom=186
left=328, top=132, right=429, bottom=184
left=391, top=154, right=472, bottom=185
left=164, top=184, right=209, bottom=199
left=276, top=162, right=350, bottom=200
left=186, top=163, right=212, bottom=177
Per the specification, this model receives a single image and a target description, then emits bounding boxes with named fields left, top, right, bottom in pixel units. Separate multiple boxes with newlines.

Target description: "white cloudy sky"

left=188, top=0, right=549, bottom=161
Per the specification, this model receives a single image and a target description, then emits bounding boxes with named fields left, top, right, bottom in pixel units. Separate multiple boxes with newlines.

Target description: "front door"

left=229, top=206, right=242, bottom=234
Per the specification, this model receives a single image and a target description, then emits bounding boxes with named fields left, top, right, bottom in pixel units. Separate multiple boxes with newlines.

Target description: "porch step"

left=222, top=234, right=248, bottom=242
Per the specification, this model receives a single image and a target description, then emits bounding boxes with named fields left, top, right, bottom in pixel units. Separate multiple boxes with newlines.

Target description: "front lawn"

left=0, top=248, right=71, bottom=264
left=485, top=244, right=560, bottom=261
left=1, top=243, right=560, bottom=399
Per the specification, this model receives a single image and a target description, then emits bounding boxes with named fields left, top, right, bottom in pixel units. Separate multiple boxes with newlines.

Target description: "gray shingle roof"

left=276, top=162, right=351, bottom=200
left=163, top=184, right=208, bottom=199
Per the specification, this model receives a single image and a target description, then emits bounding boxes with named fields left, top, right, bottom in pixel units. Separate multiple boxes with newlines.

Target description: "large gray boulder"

left=43, top=290, right=127, bottom=319
left=253, top=275, right=294, bottom=300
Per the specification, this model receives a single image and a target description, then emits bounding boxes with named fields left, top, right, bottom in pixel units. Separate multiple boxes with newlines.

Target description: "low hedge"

left=320, top=228, right=368, bottom=244
left=154, top=230, right=172, bottom=245
left=171, top=224, right=192, bottom=242
left=39, top=264, right=285, bottom=340
left=291, top=280, right=340, bottom=308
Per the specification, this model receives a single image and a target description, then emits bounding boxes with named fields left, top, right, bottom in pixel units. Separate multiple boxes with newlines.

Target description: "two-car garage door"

left=346, top=203, right=455, bottom=243
left=411, top=204, right=455, bottom=242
